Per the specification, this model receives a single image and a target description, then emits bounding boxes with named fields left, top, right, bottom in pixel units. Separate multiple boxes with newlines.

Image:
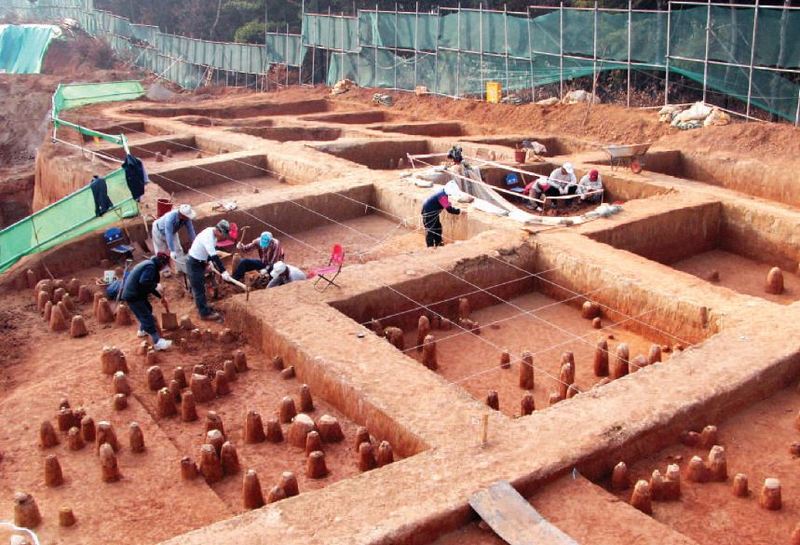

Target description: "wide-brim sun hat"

left=178, top=204, right=196, bottom=219
left=563, top=162, right=574, bottom=174
left=444, top=180, right=460, bottom=197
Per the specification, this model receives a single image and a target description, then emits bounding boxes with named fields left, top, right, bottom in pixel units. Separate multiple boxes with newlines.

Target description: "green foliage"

left=234, top=20, right=266, bottom=43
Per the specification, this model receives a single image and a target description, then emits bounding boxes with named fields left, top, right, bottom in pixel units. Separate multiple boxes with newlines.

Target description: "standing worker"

left=233, top=231, right=285, bottom=281
left=121, top=253, right=172, bottom=351
left=152, top=204, right=197, bottom=260
left=421, top=180, right=464, bottom=248
left=186, top=219, right=233, bottom=322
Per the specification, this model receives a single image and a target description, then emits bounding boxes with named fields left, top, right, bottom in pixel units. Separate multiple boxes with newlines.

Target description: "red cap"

left=589, top=169, right=599, bottom=181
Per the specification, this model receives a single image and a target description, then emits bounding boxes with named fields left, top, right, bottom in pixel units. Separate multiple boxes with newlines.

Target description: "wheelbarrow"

left=602, top=143, right=652, bottom=174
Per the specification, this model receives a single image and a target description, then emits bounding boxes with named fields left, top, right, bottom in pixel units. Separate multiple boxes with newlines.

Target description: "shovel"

left=160, top=298, right=179, bottom=331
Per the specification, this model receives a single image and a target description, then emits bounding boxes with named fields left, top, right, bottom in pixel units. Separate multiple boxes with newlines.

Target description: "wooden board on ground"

left=469, top=481, right=579, bottom=545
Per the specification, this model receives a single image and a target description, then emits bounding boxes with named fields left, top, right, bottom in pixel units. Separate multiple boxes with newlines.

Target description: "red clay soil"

left=0, top=265, right=393, bottom=544
left=401, top=292, right=670, bottom=417
left=661, top=120, right=800, bottom=159
left=603, top=387, right=800, bottom=545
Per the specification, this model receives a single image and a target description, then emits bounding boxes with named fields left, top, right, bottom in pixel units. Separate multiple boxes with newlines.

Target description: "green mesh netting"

left=0, top=168, right=139, bottom=273
left=0, top=24, right=60, bottom=73
left=52, top=81, right=145, bottom=117
left=1, top=0, right=798, bottom=120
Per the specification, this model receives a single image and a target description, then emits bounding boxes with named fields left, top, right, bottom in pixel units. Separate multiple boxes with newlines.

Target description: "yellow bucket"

left=486, top=81, right=502, bottom=103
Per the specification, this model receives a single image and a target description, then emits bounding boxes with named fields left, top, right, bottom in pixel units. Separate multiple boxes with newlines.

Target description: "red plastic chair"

left=310, top=244, right=345, bottom=291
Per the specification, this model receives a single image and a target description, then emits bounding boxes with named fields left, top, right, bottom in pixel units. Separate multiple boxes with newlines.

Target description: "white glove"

left=169, top=251, right=177, bottom=260
left=221, top=272, right=232, bottom=282
left=258, top=268, right=268, bottom=276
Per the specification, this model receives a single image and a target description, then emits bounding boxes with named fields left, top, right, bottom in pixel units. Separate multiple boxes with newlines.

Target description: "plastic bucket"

left=486, top=81, right=502, bottom=103
left=156, top=198, right=173, bottom=218
left=514, top=149, right=527, bottom=164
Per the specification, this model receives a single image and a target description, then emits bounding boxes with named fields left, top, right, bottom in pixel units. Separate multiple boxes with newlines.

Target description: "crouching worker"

left=268, top=261, right=307, bottom=288
left=421, top=180, right=464, bottom=247
left=233, top=231, right=285, bottom=281
left=122, top=253, right=172, bottom=351
left=577, top=169, right=604, bottom=203
left=186, top=219, right=233, bottom=322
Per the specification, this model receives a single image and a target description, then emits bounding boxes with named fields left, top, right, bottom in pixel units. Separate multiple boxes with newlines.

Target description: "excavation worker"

left=547, top=162, right=578, bottom=207
left=152, top=204, right=197, bottom=259
left=122, top=253, right=172, bottom=351
left=186, top=219, right=232, bottom=321
left=421, top=180, right=463, bottom=248
left=577, top=169, right=604, bottom=203
left=268, top=261, right=307, bottom=288
left=524, top=177, right=560, bottom=211
left=233, top=231, right=285, bottom=281
left=446, top=146, right=466, bottom=188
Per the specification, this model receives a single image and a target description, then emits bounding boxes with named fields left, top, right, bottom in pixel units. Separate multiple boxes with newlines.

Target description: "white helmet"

left=178, top=204, right=196, bottom=219
left=562, top=162, right=574, bottom=174
left=444, top=180, right=460, bottom=197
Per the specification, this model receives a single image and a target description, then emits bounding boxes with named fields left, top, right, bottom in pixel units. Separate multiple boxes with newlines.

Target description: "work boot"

left=201, top=312, right=223, bottom=322
left=153, top=338, right=173, bottom=351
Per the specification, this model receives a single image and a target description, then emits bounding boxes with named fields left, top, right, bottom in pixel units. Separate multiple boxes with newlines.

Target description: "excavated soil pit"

left=625, top=149, right=800, bottom=209
left=225, top=184, right=420, bottom=271
left=148, top=154, right=305, bottom=206
left=465, top=135, right=596, bottom=156
left=99, top=135, right=224, bottom=168
left=79, top=121, right=166, bottom=144
left=126, top=98, right=331, bottom=119
left=301, top=110, right=398, bottom=125
left=366, top=121, right=467, bottom=137
left=588, top=201, right=800, bottom=304
left=314, top=139, right=448, bottom=170
left=231, top=126, right=344, bottom=142
left=172, top=115, right=275, bottom=128
left=332, top=262, right=679, bottom=418
left=0, top=264, right=404, bottom=543
left=597, top=385, right=800, bottom=545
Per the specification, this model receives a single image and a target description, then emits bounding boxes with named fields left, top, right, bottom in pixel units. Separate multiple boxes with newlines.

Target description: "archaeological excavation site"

left=3, top=3, right=800, bottom=544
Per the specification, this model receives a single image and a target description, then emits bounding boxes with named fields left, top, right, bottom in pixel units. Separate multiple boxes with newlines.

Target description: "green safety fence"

left=0, top=23, right=60, bottom=73
left=1, top=0, right=798, bottom=120
left=52, top=80, right=145, bottom=117
left=0, top=168, right=139, bottom=273
left=0, top=79, right=146, bottom=273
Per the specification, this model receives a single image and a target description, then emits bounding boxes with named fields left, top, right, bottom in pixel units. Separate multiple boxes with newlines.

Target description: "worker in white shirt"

left=546, top=162, right=578, bottom=207
left=186, top=219, right=232, bottom=321
left=267, top=261, right=307, bottom=288
left=577, top=169, right=604, bottom=203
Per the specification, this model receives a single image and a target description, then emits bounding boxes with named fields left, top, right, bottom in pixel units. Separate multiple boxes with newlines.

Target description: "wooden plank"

left=469, top=481, right=579, bottom=545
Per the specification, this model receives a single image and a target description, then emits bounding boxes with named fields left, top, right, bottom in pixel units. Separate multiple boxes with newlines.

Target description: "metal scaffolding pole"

left=702, top=0, right=711, bottom=103
left=286, top=24, right=290, bottom=87
left=434, top=6, right=440, bottom=94
left=457, top=3, right=461, bottom=97
left=480, top=3, right=485, bottom=100
left=627, top=0, right=632, bottom=107
left=592, top=1, right=598, bottom=99
left=527, top=6, right=535, bottom=101
left=300, top=0, right=304, bottom=85
left=559, top=1, right=564, bottom=99
left=745, top=0, right=760, bottom=119
left=665, top=1, right=672, bottom=105
left=394, top=3, right=399, bottom=90
left=414, top=1, right=419, bottom=90
left=340, top=13, right=345, bottom=84
left=504, top=4, right=510, bottom=98
left=327, top=6, right=332, bottom=85
left=375, top=5, right=379, bottom=87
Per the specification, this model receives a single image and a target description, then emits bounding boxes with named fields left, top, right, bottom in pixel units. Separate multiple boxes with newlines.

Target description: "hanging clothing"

left=122, top=154, right=147, bottom=201
left=90, top=175, right=113, bottom=217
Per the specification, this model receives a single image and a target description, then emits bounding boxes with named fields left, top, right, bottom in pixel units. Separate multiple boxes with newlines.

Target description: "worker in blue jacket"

left=421, top=180, right=464, bottom=247
left=121, top=253, right=173, bottom=351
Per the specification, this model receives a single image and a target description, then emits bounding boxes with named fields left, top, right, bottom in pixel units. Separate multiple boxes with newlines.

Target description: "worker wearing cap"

left=548, top=162, right=578, bottom=207
left=577, top=169, right=604, bottom=203
left=267, top=261, right=307, bottom=288
left=152, top=204, right=197, bottom=260
left=421, top=180, right=464, bottom=248
left=186, top=219, right=232, bottom=321
left=233, top=231, right=285, bottom=281
left=122, top=253, right=172, bottom=351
